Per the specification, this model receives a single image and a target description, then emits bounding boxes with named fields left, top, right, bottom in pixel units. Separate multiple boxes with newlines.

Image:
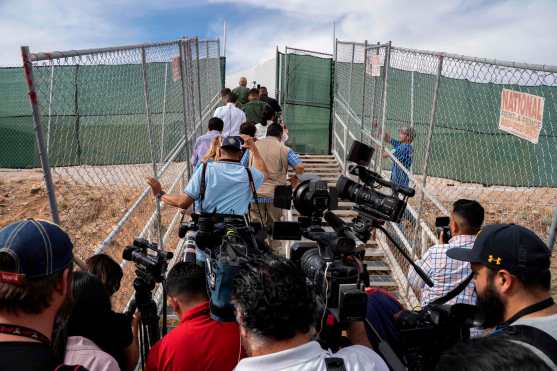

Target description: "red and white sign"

left=171, top=57, right=181, bottom=82
left=367, top=54, right=384, bottom=77
left=498, top=89, right=544, bottom=144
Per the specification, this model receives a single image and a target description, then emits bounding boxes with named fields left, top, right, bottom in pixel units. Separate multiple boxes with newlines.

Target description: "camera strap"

left=500, top=298, right=555, bottom=327
left=199, top=161, right=208, bottom=212
left=429, top=273, right=473, bottom=306
left=499, top=324, right=557, bottom=365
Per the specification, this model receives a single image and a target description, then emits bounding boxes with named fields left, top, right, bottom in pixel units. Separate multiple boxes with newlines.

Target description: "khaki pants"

left=250, top=202, right=284, bottom=255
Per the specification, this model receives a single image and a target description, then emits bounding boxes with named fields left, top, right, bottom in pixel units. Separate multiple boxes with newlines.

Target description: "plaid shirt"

left=408, top=234, right=477, bottom=307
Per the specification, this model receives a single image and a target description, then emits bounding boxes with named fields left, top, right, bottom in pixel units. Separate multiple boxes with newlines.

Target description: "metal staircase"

left=293, top=154, right=400, bottom=292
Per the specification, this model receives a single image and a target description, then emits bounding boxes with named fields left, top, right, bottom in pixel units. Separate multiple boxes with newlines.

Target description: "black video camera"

left=395, top=303, right=481, bottom=369
left=336, top=141, right=415, bottom=225
left=271, top=176, right=368, bottom=324
left=123, top=238, right=173, bottom=284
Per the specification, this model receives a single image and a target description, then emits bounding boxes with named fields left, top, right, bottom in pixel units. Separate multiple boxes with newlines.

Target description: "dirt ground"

left=0, top=169, right=181, bottom=310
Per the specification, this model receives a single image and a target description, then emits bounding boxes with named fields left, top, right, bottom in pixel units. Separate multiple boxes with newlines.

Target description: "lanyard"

left=0, top=324, right=50, bottom=345
left=500, top=298, right=555, bottom=328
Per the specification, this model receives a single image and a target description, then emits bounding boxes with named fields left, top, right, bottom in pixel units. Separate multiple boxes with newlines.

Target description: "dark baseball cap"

left=0, top=219, right=74, bottom=285
left=447, top=224, right=550, bottom=276
left=221, top=136, right=243, bottom=151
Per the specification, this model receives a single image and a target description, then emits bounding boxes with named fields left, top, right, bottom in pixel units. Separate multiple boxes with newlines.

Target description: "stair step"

left=365, top=248, right=385, bottom=258
left=366, top=260, right=390, bottom=271
left=369, top=274, right=398, bottom=287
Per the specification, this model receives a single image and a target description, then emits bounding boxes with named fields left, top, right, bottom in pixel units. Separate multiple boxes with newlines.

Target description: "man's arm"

left=287, top=148, right=304, bottom=175
left=407, top=251, right=432, bottom=292
left=146, top=177, right=194, bottom=209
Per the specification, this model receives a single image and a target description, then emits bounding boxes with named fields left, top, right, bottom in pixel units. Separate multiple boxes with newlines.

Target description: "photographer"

left=232, top=255, right=388, bottom=371
left=447, top=224, right=557, bottom=369
left=407, top=199, right=484, bottom=307
left=147, top=136, right=268, bottom=216
left=146, top=262, right=241, bottom=371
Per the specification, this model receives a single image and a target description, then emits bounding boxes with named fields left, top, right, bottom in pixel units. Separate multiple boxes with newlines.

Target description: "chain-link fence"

left=19, top=38, right=222, bottom=309
left=277, top=47, right=333, bottom=154
left=332, top=40, right=557, bottom=306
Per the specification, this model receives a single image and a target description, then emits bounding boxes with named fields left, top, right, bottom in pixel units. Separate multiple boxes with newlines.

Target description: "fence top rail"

left=285, top=46, right=333, bottom=57
left=26, top=38, right=192, bottom=62
left=391, top=45, right=557, bottom=73
left=336, top=39, right=367, bottom=47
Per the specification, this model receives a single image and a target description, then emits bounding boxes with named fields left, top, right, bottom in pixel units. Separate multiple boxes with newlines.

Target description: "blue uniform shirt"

left=390, top=139, right=412, bottom=188
left=184, top=160, right=264, bottom=215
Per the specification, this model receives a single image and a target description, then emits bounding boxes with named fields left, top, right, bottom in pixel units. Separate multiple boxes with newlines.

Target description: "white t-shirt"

left=213, top=103, right=247, bottom=136
left=234, top=341, right=388, bottom=371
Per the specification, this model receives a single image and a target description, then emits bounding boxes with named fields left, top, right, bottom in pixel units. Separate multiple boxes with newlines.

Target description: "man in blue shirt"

left=191, top=117, right=224, bottom=168
left=147, top=136, right=268, bottom=215
left=383, top=126, right=415, bottom=189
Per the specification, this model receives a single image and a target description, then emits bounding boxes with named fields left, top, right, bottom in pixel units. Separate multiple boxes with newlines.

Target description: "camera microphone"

left=324, top=211, right=357, bottom=241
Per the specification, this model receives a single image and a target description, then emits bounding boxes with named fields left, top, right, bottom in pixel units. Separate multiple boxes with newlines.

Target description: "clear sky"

left=1, top=0, right=556, bottom=74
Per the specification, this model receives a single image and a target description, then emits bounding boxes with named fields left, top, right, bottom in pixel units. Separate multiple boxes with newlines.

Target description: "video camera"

left=123, top=238, right=173, bottom=369
left=123, top=238, right=173, bottom=284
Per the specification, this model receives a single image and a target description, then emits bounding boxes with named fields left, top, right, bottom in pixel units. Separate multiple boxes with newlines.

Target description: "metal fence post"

left=74, top=64, right=82, bottom=164
left=284, top=47, right=289, bottom=113
left=377, top=41, right=392, bottom=173
left=411, top=54, right=444, bottom=250
left=360, top=40, right=368, bottom=141
left=331, top=39, right=338, bottom=157
left=21, top=46, right=61, bottom=225
left=195, top=38, right=202, bottom=135
left=548, top=207, right=557, bottom=250
left=179, top=40, right=191, bottom=182
left=141, top=47, right=164, bottom=250
left=179, top=40, right=193, bottom=178
left=160, top=63, right=168, bottom=162
left=275, top=46, right=280, bottom=100
left=410, top=70, right=415, bottom=130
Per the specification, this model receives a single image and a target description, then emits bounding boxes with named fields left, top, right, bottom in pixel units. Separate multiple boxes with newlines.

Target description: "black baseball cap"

left=221, top=136, right=243, bottom=151
left=0, top=219, right=74, bottom=285
left=447, top=224, right=550, bottom=276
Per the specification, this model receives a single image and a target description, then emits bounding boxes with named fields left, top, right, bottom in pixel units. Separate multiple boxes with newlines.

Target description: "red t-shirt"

left=146, top=302, right=242, bottom=371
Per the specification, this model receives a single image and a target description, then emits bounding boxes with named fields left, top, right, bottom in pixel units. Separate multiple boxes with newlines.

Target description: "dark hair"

left=487, top=266, right=551, bottom=291
left=0, top=252, right=69, bottom=314
left=452, top=199, right=484, bottom=233
left=221, top=88, right=236, bottom=102
left=259, top=86, right=268, bottom=92
left=86, top=254, right=123, bottom=297
left=262, top=104, right=275, bottom=123
left=166, top=262, right=207, bottom=300
left=266, top=123, right=283, bottom=139
left=232, top=255, right=315, bottom=341
left=208, top=117, right=224, bottom=132
left=67, top=272, right=114, bottom=349
left=248, top=88, right=259, bottom=96
left=240, top=121, right=257, bottom=137
left=220, top=88, right=232, bottom=97
left=436, top=336, right=551, bottom=371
